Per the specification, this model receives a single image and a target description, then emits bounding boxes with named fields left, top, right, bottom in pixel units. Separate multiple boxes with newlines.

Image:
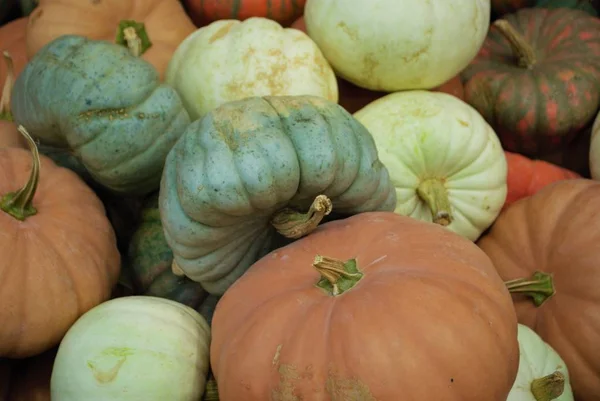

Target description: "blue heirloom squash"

left=159, top=95, right=396, bottom=295
left=10, top=35, right=190, bottom=195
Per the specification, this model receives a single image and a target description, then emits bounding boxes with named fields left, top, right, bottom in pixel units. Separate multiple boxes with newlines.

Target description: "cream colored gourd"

left=166, top=17, right=338, bottom=120
left=509, top=324, right=573, bottom=401
left=304, top=0, right=490, bottom=91
left=589, top=111, right=600, bottom=180
left=50, top=296, right=211, bottom=401
left=354, top=90, right=506, bottom=241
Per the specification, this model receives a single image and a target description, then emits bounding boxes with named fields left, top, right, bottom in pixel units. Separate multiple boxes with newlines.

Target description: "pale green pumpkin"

left=159, top=95, right=396, bottom=295
left=10, top=35, right=190, bottom=195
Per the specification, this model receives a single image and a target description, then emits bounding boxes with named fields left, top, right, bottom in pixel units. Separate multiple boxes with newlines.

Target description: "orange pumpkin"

left=478, top=179, right=600, bottom=401
left=0, top=17, right=28, bottom=84
left=211, top=212, right=519, bottom=400
left=0, top=53, right=25, bottom=149
left=504, top=151, right=580, bottom=209
left=26, top=0, right=195, bottom=79
left=185, top=0, right=306, bottom=27
left=0, top=127, right=120, bottom=358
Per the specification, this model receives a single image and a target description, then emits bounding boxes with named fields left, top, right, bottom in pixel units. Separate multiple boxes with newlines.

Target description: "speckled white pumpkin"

left=354, top=90, right=506, bottom=241
left=50, top=296, right=211, bottom=401
left=509, top=324, right=573, bottom=401
left=304, top=0, right=490, bottom=91
left=166, top=17, right=338, bottom=120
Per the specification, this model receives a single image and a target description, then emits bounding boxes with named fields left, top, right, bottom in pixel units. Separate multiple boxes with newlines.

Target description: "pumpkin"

left=128, top=193, right=220, bottom=325
left=166, top=17, right=338, bottom=121
left=304, top=0, right=489, bottom=91
left=0, top=126, right=120, bottom=358
left=210, top=212, right=519, bottom=400
left=589, top=111, right=600, bottom=180
left=354, top=90, right=507, bottom=241
left=50, top=296, right=211, bottom=401
left=0, top=53, right=25, bottom=149
left=477, top=179, right=600, bottom=401
left=10, top=35, right=191, bottom=195
left=508, top=324, right=573, bottom=401
left=25, top=0, right=195, bottom=80
left=504, top=151, right=580, bottom=209
left=184, top=0, right=306, bottom=27
left=3, top=349, right=55, bottom=401
left=461, top=8, right=600, bottom=157
left=0, top=17, right=28, bottom=84
left=159, top=95, right=396, bottom=295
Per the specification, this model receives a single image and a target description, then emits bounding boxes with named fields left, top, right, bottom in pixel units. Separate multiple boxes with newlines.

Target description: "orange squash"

left=211, top=212, right=519, bottom=400
left=0, top=17, right=28, bottom=84
left=478, top=179, right=600, bottom=401
left=185, top=0, right=306, bottom=27
left=0, top=53, right=25, bottom=149
left=0, top=127, right=120, bottom=358
left=26, top=0, right=195, bottom=79
left=504, top=151, right=580, bottom=209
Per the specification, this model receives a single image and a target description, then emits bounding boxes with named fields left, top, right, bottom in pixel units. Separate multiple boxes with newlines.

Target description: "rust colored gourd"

left=25, top=0, right=195, bottom=79
left=0, top=53, right=25, bottom=149
left=0, top=127, right=120, bottom=358
left=211, top=212, right=519, bottom=400
left=461, top=8, right=600, bottom=157
left=503, top=151, right=580, bottom=209
left=185, top=0, right=306, bottom=27
left=0, top=17, right=28, bottom=84
left=478, top=179, right=600, bottom=401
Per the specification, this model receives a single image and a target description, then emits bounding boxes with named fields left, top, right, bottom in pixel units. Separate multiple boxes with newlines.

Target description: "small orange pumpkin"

left=0, top=127, right=120, bottom=358
left=0, top=52, right=25, bottom=149
left=26, top=0, right=195, bottom=79
left=0, top=17, right=28, bottom=84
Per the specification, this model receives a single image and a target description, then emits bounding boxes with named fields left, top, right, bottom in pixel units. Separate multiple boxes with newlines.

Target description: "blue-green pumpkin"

left=159, top=95, right=396, bottom=295
left=10, top=35, right=190, bottom=195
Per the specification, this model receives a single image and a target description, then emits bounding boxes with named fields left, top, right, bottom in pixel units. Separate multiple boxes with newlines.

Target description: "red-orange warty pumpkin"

left=185, top=0, right=306, bottom=27
left=211, top=212, right=519, bottom=400
left=478, top=179, right=600, bottom=401
left=0, top=127, right=120, bottom=358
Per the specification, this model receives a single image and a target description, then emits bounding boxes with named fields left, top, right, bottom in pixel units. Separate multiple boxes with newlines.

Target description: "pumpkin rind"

left=159, top=95, right=396, bottom=295
left=166, top=18, right=338, bottom=121
left=477, top=179, right=600, bottom=401
left=462, top=8, right=600, bottom=157
left=0, top=146, right=120, bottom=358
left=10, top=35, right=191, bottom=195
left=210, top=212, right=519, bottom=400
left=184, top=0, right=306, bottom=26
left=354, top=91, right=507, bottom=241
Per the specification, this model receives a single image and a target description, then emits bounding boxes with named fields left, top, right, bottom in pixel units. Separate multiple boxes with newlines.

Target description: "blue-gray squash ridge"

left=159, top=95, right=397, bottom=295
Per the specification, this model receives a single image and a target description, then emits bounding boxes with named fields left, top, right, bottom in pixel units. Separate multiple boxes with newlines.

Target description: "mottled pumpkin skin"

left=185, top=0, right=306, bottom=27
left=462, top=8, right=600, bottom=157
left=10, top=35, right=191, bottom=195
left=128, top=193, right=219, bottom=324
left=160, top=95, right=396, bottom=295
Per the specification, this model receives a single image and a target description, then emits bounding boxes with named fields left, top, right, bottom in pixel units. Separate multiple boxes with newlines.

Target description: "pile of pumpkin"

left=1, top=0, right=600, bottom=400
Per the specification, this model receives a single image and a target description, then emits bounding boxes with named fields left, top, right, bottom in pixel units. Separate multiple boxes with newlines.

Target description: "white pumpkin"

left=589, top=111, right=600, bottom=180
left=166, top=17, right=338, bottom=120
left=50, top=296, right=211, bottom=401
left=304, top=0, right=490, bottom=91
left=509, top=324, right=573, bottom=401
left=354, top=90, right=506, bottom=241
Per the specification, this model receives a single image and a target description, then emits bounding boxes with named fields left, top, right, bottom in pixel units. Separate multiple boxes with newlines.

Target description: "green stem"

left=493, top=20, right=537, bottom=69
left=314, top=255, right=363, bottom=296
left=271, top=194, right=333, bottom=239
left=202, top=372, right=219, bottom=400
left=0, top=51, right=14, bottom=122
left=505, top=271, right=555, bottom=307
left=115, top=20, right=153, bottom=57
left=531, top=371, right=565, bottom=401
left=416, top=178, right=453, bottom=226
left=0, top=126, right=40, bottom=221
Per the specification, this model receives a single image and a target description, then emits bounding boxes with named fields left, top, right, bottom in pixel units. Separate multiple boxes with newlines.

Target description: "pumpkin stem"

left=531, top=371, right=565, bottom=401
left=504, top=271, right=555, bottom=307
left=0, top=51, right=15, bottom=121
left=416, top=178, right=453, bottom=226
left=171, top=260, right=186, bottom=277
left=0, top=125, right=40, bottom=221
left=202, top=372, right=219, bottom=401
left=115, top=20, right=152, bottom=57
left=314, top=255, right=363, bottom=296
left=493, top=20, right=537, bottom=69
left=271, top=194, right=333, bottom=239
